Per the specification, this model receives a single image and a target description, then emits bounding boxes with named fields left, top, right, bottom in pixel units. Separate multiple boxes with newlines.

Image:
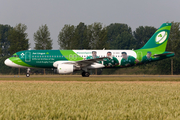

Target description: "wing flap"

left=76, top=57, right=108, bottom=67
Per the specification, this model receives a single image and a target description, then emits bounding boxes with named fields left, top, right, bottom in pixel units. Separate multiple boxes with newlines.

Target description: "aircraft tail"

left=140, top=23, right=172, bottom=52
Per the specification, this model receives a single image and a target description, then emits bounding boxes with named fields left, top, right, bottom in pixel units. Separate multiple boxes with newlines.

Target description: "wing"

left=62, top=57, right=108, bottom=67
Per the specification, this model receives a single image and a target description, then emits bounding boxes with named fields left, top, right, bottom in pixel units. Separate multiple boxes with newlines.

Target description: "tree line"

left=0, top=22, right=180, bottom=75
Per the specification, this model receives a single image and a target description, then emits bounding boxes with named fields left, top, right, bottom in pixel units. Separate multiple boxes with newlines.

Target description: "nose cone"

left=4, top=58, right=12, bottom=67
left=4, top=58, right=25, bottom=68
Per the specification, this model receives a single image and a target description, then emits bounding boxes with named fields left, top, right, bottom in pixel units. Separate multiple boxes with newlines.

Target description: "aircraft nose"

left=4, top=58, right=12, bottom=67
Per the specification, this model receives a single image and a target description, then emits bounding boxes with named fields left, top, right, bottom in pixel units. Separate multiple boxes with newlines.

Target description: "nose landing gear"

left=26, top=68, right=30, bottom=77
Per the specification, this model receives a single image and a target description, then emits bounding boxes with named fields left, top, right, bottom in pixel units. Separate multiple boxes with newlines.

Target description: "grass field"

left=0, top=75, right=180, bottom=119
left=1, top=75, right=180, bottom=81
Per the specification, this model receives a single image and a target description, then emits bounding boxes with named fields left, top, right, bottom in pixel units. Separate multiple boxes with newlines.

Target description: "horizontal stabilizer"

left=153, top=52, right=174, bottom=57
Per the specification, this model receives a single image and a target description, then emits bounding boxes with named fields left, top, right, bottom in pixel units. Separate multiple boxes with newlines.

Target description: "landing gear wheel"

left=82, top=72, right=90, bottom=77
left=26, top=68, right=30, bottom=77
left=82, top=72, right=85, bottom=77
left=26, top=73, right=30, bottom=77
left=85, top=72, right=90, bottom=77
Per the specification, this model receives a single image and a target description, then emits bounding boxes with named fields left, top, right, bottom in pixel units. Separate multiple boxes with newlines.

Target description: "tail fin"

left=141, top=23, right=171, bottom=52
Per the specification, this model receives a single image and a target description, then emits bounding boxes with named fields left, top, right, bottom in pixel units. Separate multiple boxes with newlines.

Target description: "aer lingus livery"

left=4, top=23, right=174, bottom=77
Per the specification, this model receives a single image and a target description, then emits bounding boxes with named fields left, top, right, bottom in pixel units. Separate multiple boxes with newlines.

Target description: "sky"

left=0, top=0, right=179, bottom=50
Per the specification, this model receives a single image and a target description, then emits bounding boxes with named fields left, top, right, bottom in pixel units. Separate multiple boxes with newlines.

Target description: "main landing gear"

left=26, top=68, right=30, bottom=77
left=82, top=71, right=90, bottom=77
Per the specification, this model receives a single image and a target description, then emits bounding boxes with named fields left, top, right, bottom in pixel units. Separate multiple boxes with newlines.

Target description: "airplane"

left=4, top=23, right=174, bottom=77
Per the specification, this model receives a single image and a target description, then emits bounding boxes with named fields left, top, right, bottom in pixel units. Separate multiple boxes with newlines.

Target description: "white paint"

left=73, top=50, right=137, bottom=63
left=57, top=64, right=73, bottom=74
left=156, top=31, right=167, bottom=44
left=53, top=61, right=75, bottom=67
left=4, top=58, right=27, bottom=68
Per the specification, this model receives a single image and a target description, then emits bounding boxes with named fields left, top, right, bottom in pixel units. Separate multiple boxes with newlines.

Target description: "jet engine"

left=57, top=64, right=74, bottom=74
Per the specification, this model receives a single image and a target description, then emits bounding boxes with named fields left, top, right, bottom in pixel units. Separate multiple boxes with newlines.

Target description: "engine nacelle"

left=57, top=64, right=74, bottom=74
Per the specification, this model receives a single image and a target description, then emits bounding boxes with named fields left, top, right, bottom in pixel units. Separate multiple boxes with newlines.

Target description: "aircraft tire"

left=84, top=72, right=90, bottom=77
left=26, top=73, right=30, bottom=77
left=82, top=72, right=85, bottom=77
left=82, top=72, right=90, bottom=77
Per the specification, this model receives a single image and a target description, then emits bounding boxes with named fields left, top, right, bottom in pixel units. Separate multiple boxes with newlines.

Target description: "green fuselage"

left=8, top=49, right=174, bottom=69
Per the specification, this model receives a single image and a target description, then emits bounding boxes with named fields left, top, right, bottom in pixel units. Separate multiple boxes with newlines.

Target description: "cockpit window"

left=11, top=55, right=19, bottom=58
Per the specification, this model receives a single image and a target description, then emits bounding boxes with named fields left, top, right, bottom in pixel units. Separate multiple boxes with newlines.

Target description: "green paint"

left=13, top=50, right=67, bottom=68
left=9, top=57, right=33, bottom=67
left=158, top=34, right=162, bottom=37
left=141, top=23, right=171, bottom=49
left=60, top=50, right=83, bottom=61
left=156, top=26, right=171, bottom=32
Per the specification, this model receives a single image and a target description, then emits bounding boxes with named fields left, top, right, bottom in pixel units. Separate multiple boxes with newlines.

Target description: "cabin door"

left=25, top=52, right=31, bottom=62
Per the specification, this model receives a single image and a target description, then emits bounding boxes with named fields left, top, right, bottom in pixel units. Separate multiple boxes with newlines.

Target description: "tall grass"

left=0, top=82, right=180, bottom=119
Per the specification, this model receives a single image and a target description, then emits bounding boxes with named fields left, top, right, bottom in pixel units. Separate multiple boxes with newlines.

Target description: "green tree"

left=87, top=22, right=108, bottom=49
left=133, top=26, right=157, bottom=49
left=0, top=24, right=13, bottom=56
left=113, top=31, right=135, bottom=49
left=8, top=23, right=29, bottom=55
left=58, top=22, right=108, bottom=50
left=34, top=24, right=53, bottom=50
left=107, top=23, right=134, bottom=49
left=166, top=22, right=180, bottom=55
left=58, top=24, right=75, bottom=49
left=73, top=22, right=90, bottom=49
